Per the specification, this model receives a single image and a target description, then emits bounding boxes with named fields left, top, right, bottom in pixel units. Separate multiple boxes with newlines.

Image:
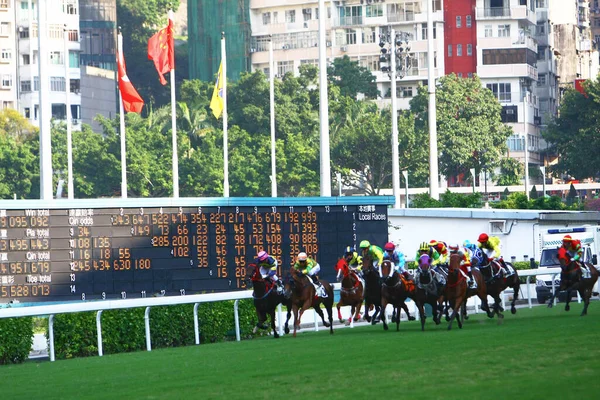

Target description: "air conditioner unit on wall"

left=341, top=46, right=348, bottom=52
left=489, top=220, right=507, bottom=234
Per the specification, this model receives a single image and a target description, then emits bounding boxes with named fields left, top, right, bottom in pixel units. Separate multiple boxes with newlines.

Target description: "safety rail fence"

left=0, top=268, right=583, bottom=362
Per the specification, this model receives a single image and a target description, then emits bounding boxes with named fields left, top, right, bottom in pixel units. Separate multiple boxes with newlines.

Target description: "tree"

left=544, top=85, right=600, bottom=180
left=327, top=55, right=378, bottom=99
left=0, top=134, right=38, bottom=199
left=0, top=108, right=37, bottom=141
left=410, top=74, right=512, bottom=182
left=497, top=157, right=524, bottom=186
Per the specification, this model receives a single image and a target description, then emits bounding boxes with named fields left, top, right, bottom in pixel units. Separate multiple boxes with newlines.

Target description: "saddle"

left=400, top=275, right=415, bottom=292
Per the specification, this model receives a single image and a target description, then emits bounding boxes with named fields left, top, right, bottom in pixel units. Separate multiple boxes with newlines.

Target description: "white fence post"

left=526, top=277, right=532, bottom=308
left=96, top=310, right=103, bottom=357
left=144, top=307, right=151, bottom=351
left=234, top=300, right=241, bottom=342
left=193, top=303, right=200, bottom=345
left=48, top=314, right=55, bottom=362
left=277, top=303, right=283, bottom=335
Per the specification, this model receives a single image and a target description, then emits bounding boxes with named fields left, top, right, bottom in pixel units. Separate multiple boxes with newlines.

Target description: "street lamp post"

left=379, top=29, right=412, bottom=209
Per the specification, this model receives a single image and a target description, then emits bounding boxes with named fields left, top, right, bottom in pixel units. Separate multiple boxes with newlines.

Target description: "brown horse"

left=441, top=254, right=468, bottom=330
left=335, top=258, right=365, bottom=324
left=459, top=268, right=494, bottom=320
left=478, top=259, right=521, bottom=318
left=548, top=247, right=599, bottom=316
left=284, top=267, right=334, bottom=337
left=380, top=260, right=416, bottom=331
left=361, top=254, right=382, bottom=324
left=246, top=263, right=292, bottom=338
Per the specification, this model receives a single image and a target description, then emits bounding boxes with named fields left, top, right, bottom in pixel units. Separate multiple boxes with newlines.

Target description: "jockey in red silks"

left=561, top=235, right=583, bottom=266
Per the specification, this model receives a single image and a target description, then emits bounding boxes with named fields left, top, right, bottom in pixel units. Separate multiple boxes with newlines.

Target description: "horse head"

left=418, top=264, right=432, bottom=284
left=449, top=253, right=462, bottom=271
left=335, top=258, right=350, bottom=281
left=380, top=260, right=396, bottom=284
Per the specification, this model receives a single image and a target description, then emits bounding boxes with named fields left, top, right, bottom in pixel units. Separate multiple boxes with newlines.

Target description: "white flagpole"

left=169, top=10, right=179, bottom=198
left=64, top=24, right=73, bottom=199
left=269, top=36, right=277, bottom=198
left=318, top=0, right=331, bottom=196
left=427, top=0, right=439, bottom=200
left=38, top=0, right=53, bottom=199
left=222, top=32, right=229, bottom=197
left=118, top=30, right=127, bottom=199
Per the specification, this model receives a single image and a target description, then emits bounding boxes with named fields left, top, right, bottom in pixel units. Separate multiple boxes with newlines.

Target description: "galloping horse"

left=361, top=254, right=382, bottom=324
left=380, top=260, right=415, bottom=331
left=335, top=258, right=365, bottom=324
left=478, top=257, right=521, bottom=317
left=548, top=247, right=599, bottom=316
left=441, top=253, right=468, bottom=330
left=246, top=263, right=292, bottom=338
left=284, top=267, right=334, bottom=337
left=460, top=268, right=493, bottom=320
left=413, top=261, right=442, bottom=330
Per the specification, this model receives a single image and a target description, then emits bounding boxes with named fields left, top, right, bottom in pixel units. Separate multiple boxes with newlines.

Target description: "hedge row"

left=0, top=316, right=33, bottom=365
left=49, top=299, right=260, bottom=360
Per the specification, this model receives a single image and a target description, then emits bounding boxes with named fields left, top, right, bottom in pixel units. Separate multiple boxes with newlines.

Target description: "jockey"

left=293, top=252, right=326, bottom=297
left=383, top=242, right=409, bottom=279
left=430, top=240, right=449, bottom=266
left=415, top=241, right=440, bottom=263
left=254, top=250, right=283, bottom=294
left=343, top=245, right=363, bottom=273
left=359, top=240, right=384, bottom=277
left=448, top=244, right=475, bottom=287
left=477, top=233, right=509, bottom=277
left=562, top=235, right=583, bottom=265
left=417, top=254, right=445, bottom=288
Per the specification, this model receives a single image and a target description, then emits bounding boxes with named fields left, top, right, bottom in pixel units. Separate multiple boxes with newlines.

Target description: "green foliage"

left=50, top=301, right=259, bottom=359
left=530, top=185, right=539, bottom=200
left=497, top=157, right=524, bottom=186
left=410, top=74, right=512, bottom=181
left=492, top=193, right=576, bottom=210
left=410, top=190, right=483, bottom=208
left=0, top=317, right=33, bottom=364
left=327, top=55, right=378, bottom=99
left=584, top=198, right=600, bottom=211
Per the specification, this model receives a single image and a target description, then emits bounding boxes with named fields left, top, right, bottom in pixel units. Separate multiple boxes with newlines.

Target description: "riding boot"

left=276, top=279, right=284, bottom=294
left=468, top=271, right=475, bottom=287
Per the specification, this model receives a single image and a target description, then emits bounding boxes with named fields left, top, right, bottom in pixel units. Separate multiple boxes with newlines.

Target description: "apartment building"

left=0, top=0, right=16, bottom=110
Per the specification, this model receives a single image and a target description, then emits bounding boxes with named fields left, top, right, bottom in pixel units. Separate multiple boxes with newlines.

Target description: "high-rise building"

left=0, top=0, right=17, bottom=110
left=79, top=0, right=117, bottom=71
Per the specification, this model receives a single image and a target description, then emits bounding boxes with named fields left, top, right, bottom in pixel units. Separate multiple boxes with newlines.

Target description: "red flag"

left=148, top=17, right=174, bottom=85
left=117, top=37, right=144, bottom=113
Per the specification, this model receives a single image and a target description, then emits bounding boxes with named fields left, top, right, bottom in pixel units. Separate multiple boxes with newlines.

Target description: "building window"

left=482, top=48, right=537, bottom=66
left=22, top=54, right=30, bottom=65
left=67, top=29, right=78, bottom=42
left=64, top=0, right=77, bottom=15
left=20, top=1, right=29, bottom=9
left=1, top=74, right=12, bottom=88
left=277, top=60, right=294, bottom=77
left=273, top=11, right=278, bottom=23
left=466, top=15, right=472, bottom=28
left=467, top=44, right=472, bottom=56
left=458, top=73, right=463, bottom=77
left=486, top=83, right=512, bottom=103
left=302, top=8, right=312, bottom=21
left=457, top=44, right=463, bottom=56
left=19, top=27, right=29, bottom=39
left=24, top=107, right=30, bottom=119
left=50, top=77, right=66, bottom=92
left=49, top=51, right=63, bottom=65
left=33, top=77, right=39, bottom=91
left=448, top=44, right=452, bottom=57
left=400, top=86, right=413, bottom=98
left=366, top=4, right=383, bottom=18
left=456, top=16, right=462, bottom=28
left=538, top=74, right=546, bottom=86
left=20, top=80, right=31, bottom=92
left=262, top=12, right=271, bottom=25
left=359, top=55, right=379, bottom=71
left=1, top=49, right=11, bottom=62
left=421, top=24, right=436, bottom=40
left=69, top=51, right=79, bottom=68
left=498, top=25, right=510, bottom=37
left=300, top=59, right=318, bottom=67
left=0, top=22, right=10, bottom=36
left=362, top=27, right=376, bottom=44
left=345, top=29, right=357, bottom=45
left=51, top=104, right=67, bottom=119
left=485, top=25, right=493, bottom=37
left=70, top=79, right=80, bottom=93
left=468, top=72, right=473, bottom=78
left=315, top=8, right=319, bottom=20
left=339, top=6, right=363, bottom=25
left=285, top=10, right=296, bottom=23
left=48, top=24, right=64, bottom=39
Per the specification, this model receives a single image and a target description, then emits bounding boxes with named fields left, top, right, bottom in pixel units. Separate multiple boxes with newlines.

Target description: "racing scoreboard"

left=0, top=197, right=392, bottom=303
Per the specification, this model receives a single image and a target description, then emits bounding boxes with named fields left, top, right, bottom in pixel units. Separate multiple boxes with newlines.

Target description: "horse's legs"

left=447, top=298, right=462, bottom=331
left=313, top=303, right=331, bottom=328
left=269, top=308, right=279, bottom=339
left=364, top=301, right=372, bottom=322
left=284, top=306, right=292, bottom=335
left=565, top=288, right=571, bottom=312
left=417, top=302, right=426, bottom=331
left=510, top=279, right=520, bottom=315
left=395, top=305, right=400, bottom=331
left=400, top=301, right=415, bottom=321
left=381, top=298, right=389, bottom=331
left=292, top=304, right=300, bottom=338
left=580, top=284, right=592, bottom=316
left=430, top=300, right=441, bottom=325
left=353, top=301, right=362, bottom=321
left=336, top=299, right=345, bottom=323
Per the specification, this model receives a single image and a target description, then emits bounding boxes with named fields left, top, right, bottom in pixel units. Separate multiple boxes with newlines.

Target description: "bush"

left=510, top=260, right=538, bottom=284
left=0, top=316, right=33, bottom=365
left=50, top=300, right=260, bottom=360
left=410, top=190, right=483, bottom=208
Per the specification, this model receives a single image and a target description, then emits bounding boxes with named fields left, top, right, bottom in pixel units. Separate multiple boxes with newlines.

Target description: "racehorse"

left=548, top=247, right=599, bottom=316
left=478, top=257, right=521, bottom=318
left=460, top=268, right=494, bottom=320
left=413, top=260, right=442, bottom=330
left=441, top=254, right=468, bottom=330
left=284, top=267, right=334, bottom=337
left=246, top=263, right=292, bottom=338
left=380, top=260, right=416, bottom=331
left=361, top=254, right=382, bottom=324
left=335, top=258, right=365, bottom=325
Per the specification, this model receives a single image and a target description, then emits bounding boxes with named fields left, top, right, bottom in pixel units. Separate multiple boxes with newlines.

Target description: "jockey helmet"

left=359, top=240, right=371, bottom=249
left=384, top=242, right=395, bottom=251
left=257, top=250, right=269, bottom=261
left=463, top=240, right=471, bottom=247
left=344, top=246, right=355, bottom=255
left=478, top=233, right=489, bottom=243
left=429, top=240, right=438, bottom=246
left=448, top=244, right=460, bottom=253
left=563, top=235, right=573, bottom=243
left=297, top=252, right=308, bottom=262
left=419, top=242, right=430, bottom=252
left=419, top=254, right=431, bottom=265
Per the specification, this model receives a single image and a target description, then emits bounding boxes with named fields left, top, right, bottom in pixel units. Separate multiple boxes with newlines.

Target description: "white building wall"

left=0, top=0, right=17, bottom=110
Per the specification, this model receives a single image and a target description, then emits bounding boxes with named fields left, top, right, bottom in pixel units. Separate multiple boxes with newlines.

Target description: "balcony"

left=387, top=13, right=415, bottom=23
left=478, top=36, right=537, bottom=53
left=335, top=16, right=363, bottom=27
left=477, top=63, right=538, bottom=81
left=476, top=6, right=536, bottom=24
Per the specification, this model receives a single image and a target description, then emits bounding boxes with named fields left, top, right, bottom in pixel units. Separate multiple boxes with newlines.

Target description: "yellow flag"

left=210, top=61, right=224, bottom=119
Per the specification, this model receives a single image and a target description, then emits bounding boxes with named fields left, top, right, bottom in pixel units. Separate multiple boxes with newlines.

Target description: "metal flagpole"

left=269, top=36, right=277, bottom=197
left=222, top=32, right=229, bottom=197
left=64, top=24, right=73, bottom=199
left=38, top=0, right=53, bottom=199
left=390, top=29, right=400, bottom=209
left=318, top=0, right=331, bottom=196
left=427, top=0, right=439, bottom=200
left=524, top=92, right=530, bottom=200
left=118, top=30, right=127, bottom=198
left=169, top=10, right=179, bottom=198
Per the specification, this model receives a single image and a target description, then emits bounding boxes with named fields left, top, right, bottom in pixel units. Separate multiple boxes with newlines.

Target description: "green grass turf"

left=2, top=304, right=600, bottom=400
